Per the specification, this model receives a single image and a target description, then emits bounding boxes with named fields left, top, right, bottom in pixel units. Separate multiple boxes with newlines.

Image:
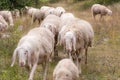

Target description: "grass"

left=0, top=1, right=120, bottom=80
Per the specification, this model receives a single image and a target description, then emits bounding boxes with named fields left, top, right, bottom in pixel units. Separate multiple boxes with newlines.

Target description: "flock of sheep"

left=0, top=3, right=112, bottom=80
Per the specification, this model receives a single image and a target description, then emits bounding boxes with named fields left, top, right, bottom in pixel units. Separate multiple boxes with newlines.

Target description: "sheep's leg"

left=33, top=17, right=36, bottom=23
left=85, top=47, right=88, bottom=64
left=69, top=52, right=73, bottom=61
left=38, top=19, right=41, bottom=24
left=75, top=51, right=81, bottom=75
left=100, top=14, right=103, bottom=21
left=93, top=13, right=96, bottom=20
left=42, top=61, right=48, bottom=80
left=28, top=63, right=37, bottom=80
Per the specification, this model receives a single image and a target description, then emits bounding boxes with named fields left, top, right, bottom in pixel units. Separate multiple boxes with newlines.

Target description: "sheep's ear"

left=60, top=12, right=63, bottom=16
left=11, top=48, right=18, bottom=67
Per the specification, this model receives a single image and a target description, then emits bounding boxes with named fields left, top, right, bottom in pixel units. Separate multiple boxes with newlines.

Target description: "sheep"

left=44, top=7, right=55, bottom=17
left=0, top=10, right=14, bottom=27
left=32, top=9, right=45, bottom=24
left=11, top=9, right=20, bottom=18
left=25, top=6, right=45, bottom=24
left=20, top=7, right=28, bottom=16
left=40, top=14, right=61, bottom=57
left=54, top=6, right=66, bottom=17
left=53, top=58, right=79, bottom=80
left=25, top=6, right=38, bottom=17
left=58, top=18, right=94, bottom=73
left=0, top=15, right=8, bottom=28
left=11, top=27, right=55, bottom=80
left=40, top=6, right=51, bottom=13
left=91, top=4, right=112, bottom=20
left=59, top=12, right=75, bottom=31
left=40, top=6, right=55, bottom=17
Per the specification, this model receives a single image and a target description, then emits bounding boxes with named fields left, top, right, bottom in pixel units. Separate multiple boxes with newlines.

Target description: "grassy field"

left=0, top=1, right=120, bottom=80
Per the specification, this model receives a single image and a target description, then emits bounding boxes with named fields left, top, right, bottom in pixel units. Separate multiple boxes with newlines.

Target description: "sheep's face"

left=64, top=32, right=74, bottom=52
left=54, top=70, right=72, bottom=80
left=48, top=8, right=55, bottom=15
left=107, top=9, right=112, bottom=16
left=43, top=23, right=51, bottom=31
left=18, top=48, right=28, bottom=67
left=43, top=23, right=56, bottom=34
left=65, top=38, right=72, bottom=52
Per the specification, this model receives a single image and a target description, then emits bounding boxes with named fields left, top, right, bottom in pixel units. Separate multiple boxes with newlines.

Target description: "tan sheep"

left=0, top=10, right=14, bottom=27
left=53, top=58, right=79, bottom=80
left=25, top=6, right=45, bottom=24
left=91, top=4, right=112, bottom=20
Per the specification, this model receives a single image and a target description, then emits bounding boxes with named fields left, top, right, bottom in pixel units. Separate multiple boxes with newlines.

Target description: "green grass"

left=0, top=1, right=120, bottom=80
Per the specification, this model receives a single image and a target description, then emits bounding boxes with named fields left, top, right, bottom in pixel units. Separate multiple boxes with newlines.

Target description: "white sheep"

left=25, top=6, right=37, bottom=17
left=59, top=12, right=75, bottom=31
left=54, top=6, right=66, bottom=17
left=11, top=9, right=20, bottom=18
left=53, top=58, right=79, bottom=80
left=11, top=27, right=54, bottom=80
left=0, top=15, right=8, bottom=28
left=40, top=6, right=51, bottom=12
left=45, top=7, right=56, bottom=17
left=20, top=7, right=28, bottom=16
left=40, top=6, right=55, bottom=18
left=40, top=14, right=61, bottom=56
left=57, top=13, right=75, bottom=47
left=25, top=6, right=45, bottom=24
left=91, top=4, right=112, bottom=20
left=32, top=9, right=44, bottom=24
left=58, top=18, right=94, bottom=73
left=0, top=10, right=14, bottom=27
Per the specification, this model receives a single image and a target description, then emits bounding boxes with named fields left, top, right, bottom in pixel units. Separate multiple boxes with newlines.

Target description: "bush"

left=0, top=0, right=34, bottom=10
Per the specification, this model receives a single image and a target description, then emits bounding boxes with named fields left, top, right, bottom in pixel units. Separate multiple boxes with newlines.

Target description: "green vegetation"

left=0, top=0, right=120, bottom=80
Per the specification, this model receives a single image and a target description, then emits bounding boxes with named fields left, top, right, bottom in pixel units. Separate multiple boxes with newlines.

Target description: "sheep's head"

left=54, top=69, right=73, bottom=80
left=64, top=31, right=76, bottom=52
left=107, top=9, right=112, bottom=16
left=11, top=47, right=29, bottom=67
left=43, top=23, right=56, bottom=35
left=18, top=48, right=28, bottom=67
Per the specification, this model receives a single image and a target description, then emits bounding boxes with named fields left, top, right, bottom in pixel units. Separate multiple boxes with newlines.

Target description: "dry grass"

left=0, top=1, right=120, bottom=80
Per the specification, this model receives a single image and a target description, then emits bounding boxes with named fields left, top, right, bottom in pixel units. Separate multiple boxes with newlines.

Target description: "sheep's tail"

left=11, top=48, right=18, bottom=67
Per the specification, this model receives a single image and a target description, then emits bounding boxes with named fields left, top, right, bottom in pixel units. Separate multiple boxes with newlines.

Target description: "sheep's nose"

left=20, top=62, right=25, bottom=67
